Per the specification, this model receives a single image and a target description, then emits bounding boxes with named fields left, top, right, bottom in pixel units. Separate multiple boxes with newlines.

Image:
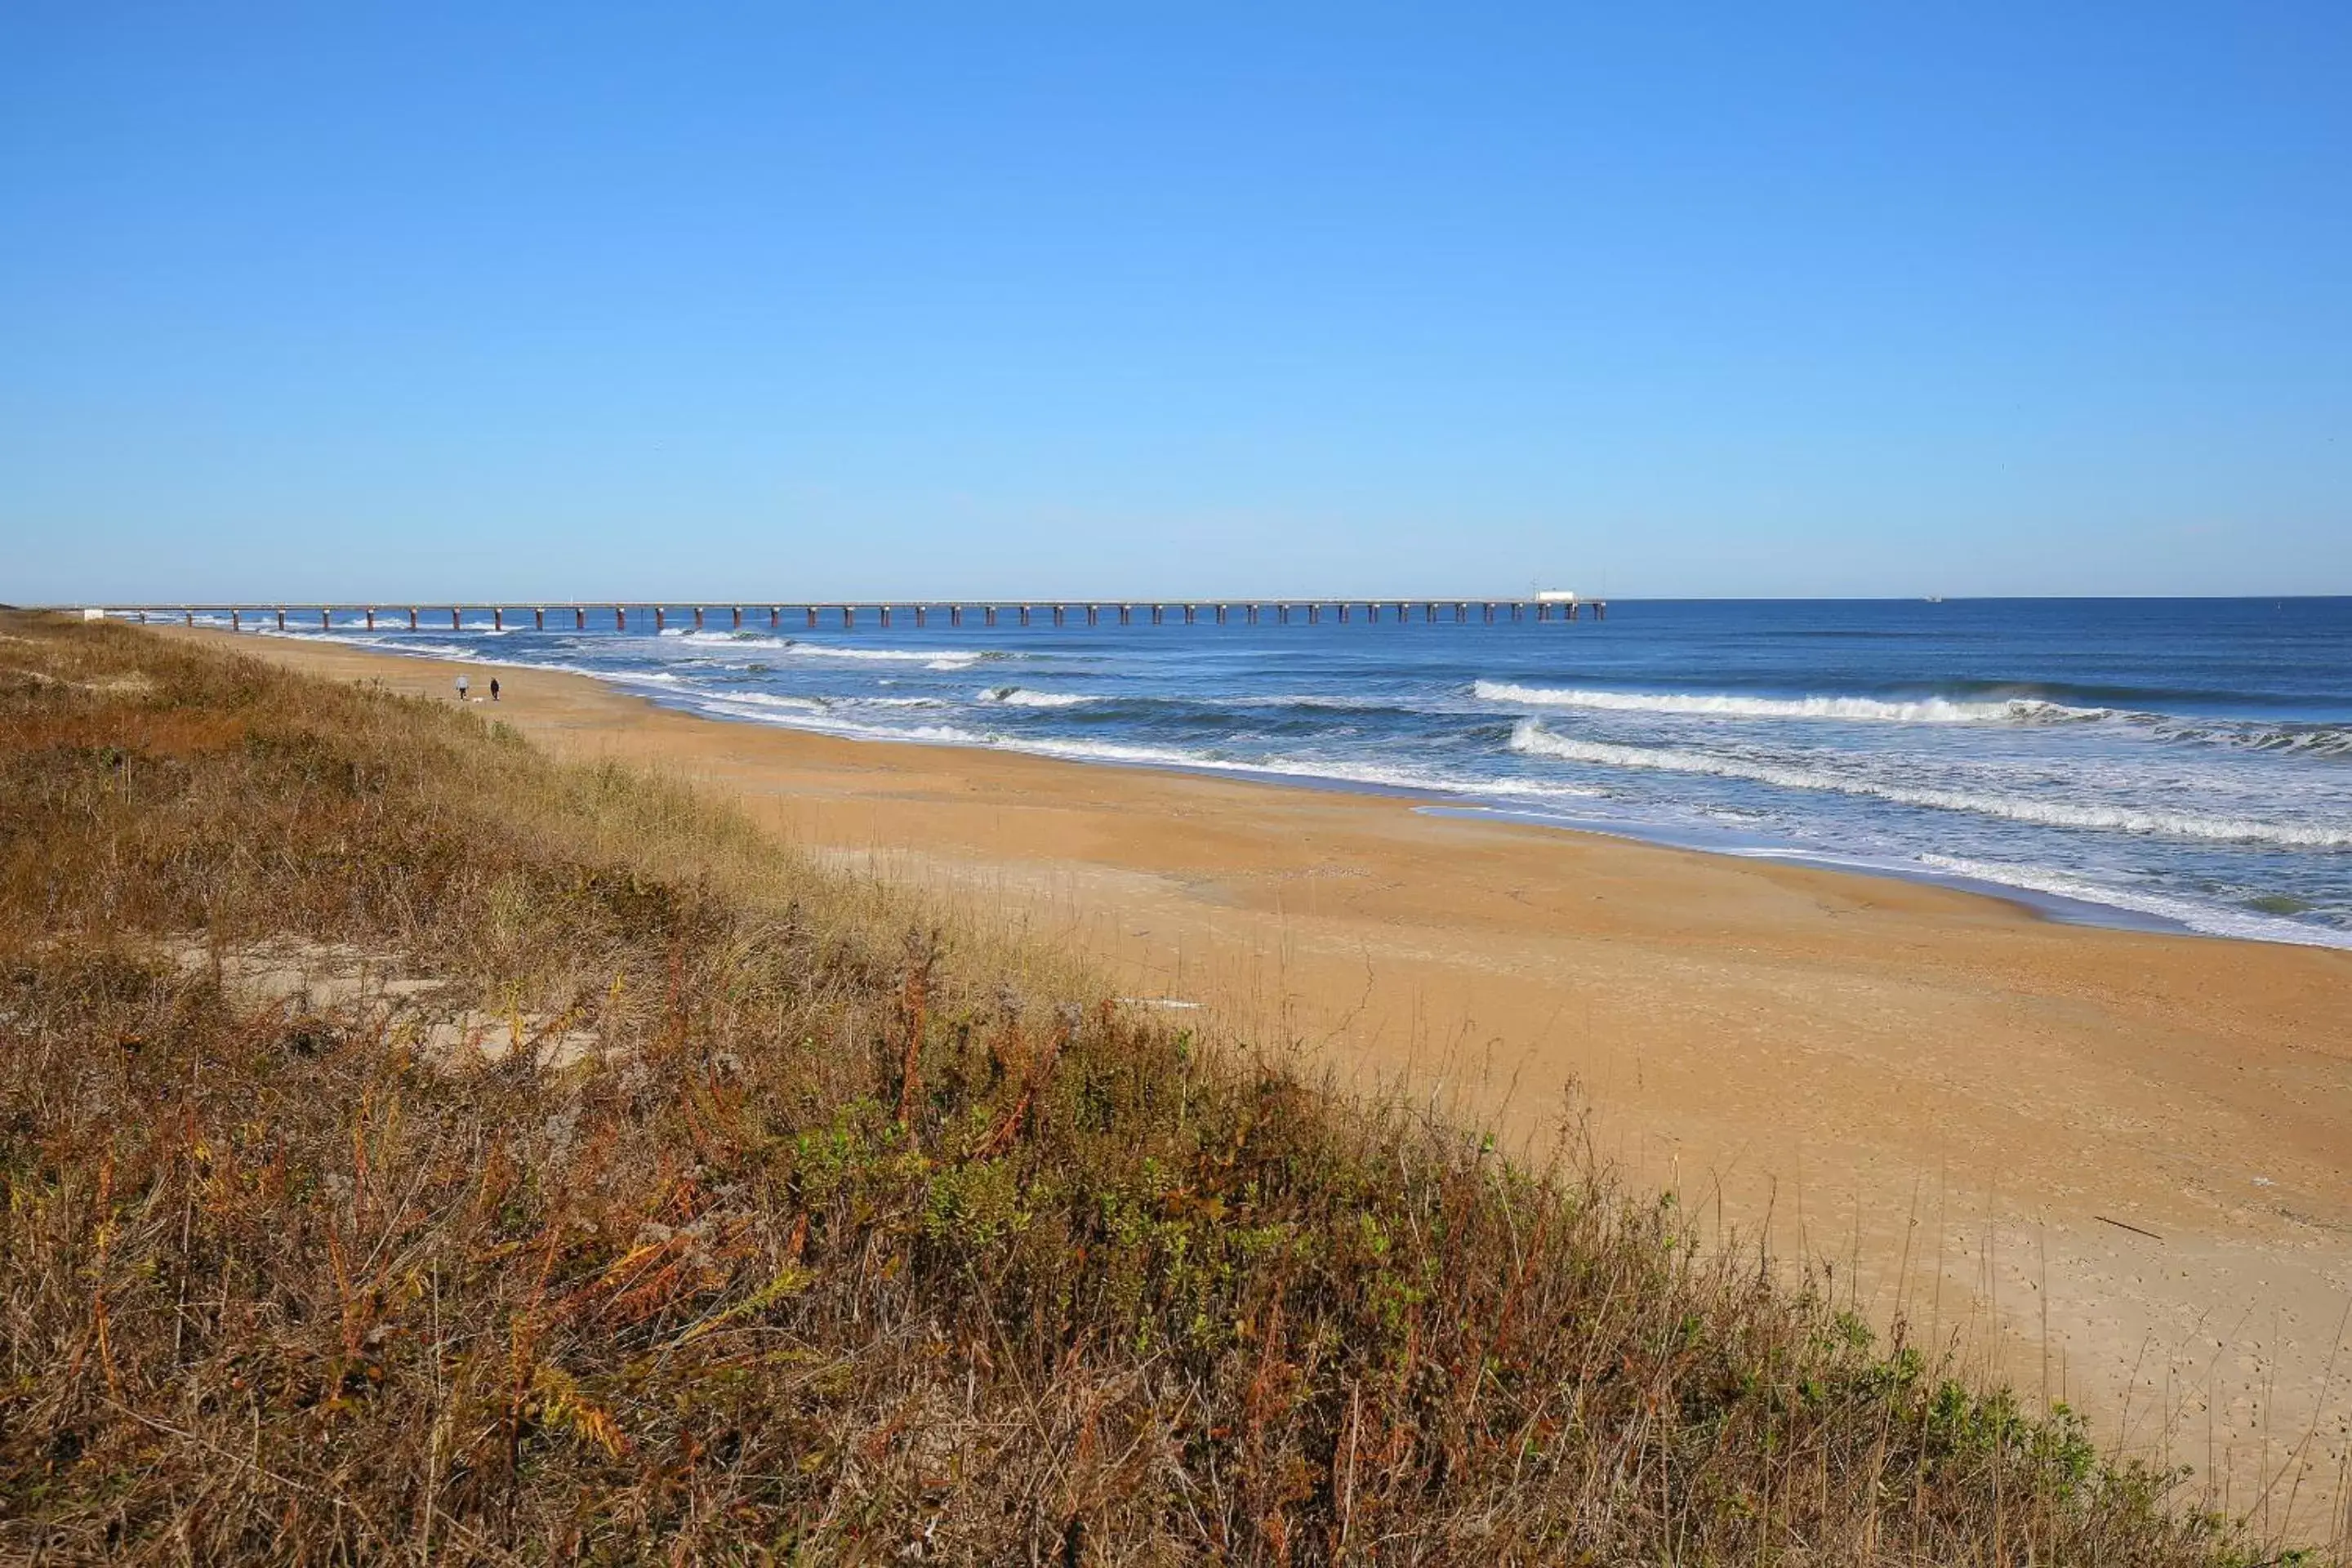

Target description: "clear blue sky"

left=4, top=2, right=2347, bottom=602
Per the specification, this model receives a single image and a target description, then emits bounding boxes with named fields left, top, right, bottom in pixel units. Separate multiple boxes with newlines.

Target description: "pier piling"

left=114, top=593, right=1606, bottom=639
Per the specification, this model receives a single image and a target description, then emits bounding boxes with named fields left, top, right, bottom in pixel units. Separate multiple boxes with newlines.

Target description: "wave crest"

left=1507, top=720, right=2352, bottom=849
left=978, top=686, right=1096, bottom=708
left=1473, top=681, right=2104, bottom=725
left=2149, top=718, right=2352, bottom=760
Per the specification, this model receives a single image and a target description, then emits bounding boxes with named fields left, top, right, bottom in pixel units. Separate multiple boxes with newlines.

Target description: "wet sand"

left=164, top=626, right=2352, bottom=1533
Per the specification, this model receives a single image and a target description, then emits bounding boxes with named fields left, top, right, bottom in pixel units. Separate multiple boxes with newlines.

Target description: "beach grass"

left=0, top=613, right=2312, bottom=1564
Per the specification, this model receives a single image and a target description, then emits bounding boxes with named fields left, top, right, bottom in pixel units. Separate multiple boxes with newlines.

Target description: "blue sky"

left=4, top=2, right=2348, bottom=602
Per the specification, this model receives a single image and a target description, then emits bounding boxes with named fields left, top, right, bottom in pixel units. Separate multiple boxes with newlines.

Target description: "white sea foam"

left=1473, top=680, right=2105, bottom=725
left=684, top=697, right=991, bottom=747
left=790, top=645, right=988, bottom=670
left=1507, top=720, right=2352, bottom=849
left=305, top=634, right=485, bottom=661
left=653, top=631, right=989, bottom=670
left=694, top=691, right=829, bottom=712
left=698, top=690, right=943, bottom=713
left=663, top=628, right=791, bottom=648
left=1013, top=736, right=1607, bottom=800
left=2149, top=717, right=2352, bottom=760
left=977, top=686, right=1097, bottom=707
left=1916, top=854, right=2352, bottom=950
left=657, top=705, right=1606, bottom=803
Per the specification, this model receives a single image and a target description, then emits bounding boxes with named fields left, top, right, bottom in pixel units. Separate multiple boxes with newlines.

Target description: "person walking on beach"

left=455, top=674, right=470, bottom=701
left=489, top=677, right=501, bottom=702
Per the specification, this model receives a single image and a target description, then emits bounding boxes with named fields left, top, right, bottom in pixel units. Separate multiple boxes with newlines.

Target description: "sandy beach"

left=166, top=626, right=2352, bottom=1529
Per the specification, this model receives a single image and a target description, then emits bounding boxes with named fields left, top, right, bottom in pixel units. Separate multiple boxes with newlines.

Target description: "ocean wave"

left=1015, top=736, right=1608, bottom=800
left=1917, top=854, right=2352, bottom=950
left=1229, top=693, right=1401, bottom=712
left=274, top=632, right=488, bottom=661
left=791, top=645, right=989, bottom=670
left=1472, top=678, right=2352, bottom=760
left=977, top=686, right=1097, bottom=707
left=662, top=628, right=791, bottom=647
left=1507, top=721, right=2352, bottom=849
left=706, top=690, right=944, bottom=713
left=651, top=631, right=992, bottom=670
left=692, top=690, right=828, bottom=712
left=2148, top=717, right=2352, bottom=760
left=684, top=697, right=991, bottom=746
left=1473, top=681, right=2105, bottom=725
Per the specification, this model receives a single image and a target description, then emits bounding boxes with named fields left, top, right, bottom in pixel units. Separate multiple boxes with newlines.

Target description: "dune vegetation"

left=0, top=614, right=2305, bottom=1563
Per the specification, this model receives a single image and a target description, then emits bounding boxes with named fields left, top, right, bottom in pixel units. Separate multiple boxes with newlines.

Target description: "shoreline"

left=1419, top=802, right=2205, bottom=939
left=172, top=624, right=2349, bottom=951
left=148, top=622, right=2352, bottom=1525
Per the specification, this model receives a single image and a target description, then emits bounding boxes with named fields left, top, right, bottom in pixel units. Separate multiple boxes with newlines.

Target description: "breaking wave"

left=654, top=630, right=996, bottom=670
left=662, top=628, right=791, bottom=647
left=1473, top=681, right=2105, bottom=725
left=1473, top=682, right=2352, bottom=760
left=2147, top=717, right=2352, bottom=760
left=789, top=645, right=989, bottom=670
left=1508, top=721, right=2352, bottom=849
left=977, top=686, right=1096, bottom=707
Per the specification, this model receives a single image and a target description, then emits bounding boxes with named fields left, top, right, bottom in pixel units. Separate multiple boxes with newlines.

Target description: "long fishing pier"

left=87, top=595, right=1606, bottom=630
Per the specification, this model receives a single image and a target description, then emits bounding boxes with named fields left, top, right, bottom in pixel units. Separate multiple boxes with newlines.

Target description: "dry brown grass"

left=0, top=615, right=2314, bottom=1564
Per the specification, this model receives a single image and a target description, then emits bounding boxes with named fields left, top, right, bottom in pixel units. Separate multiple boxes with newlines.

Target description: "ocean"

left=189, top=598, right=2352, bottom=949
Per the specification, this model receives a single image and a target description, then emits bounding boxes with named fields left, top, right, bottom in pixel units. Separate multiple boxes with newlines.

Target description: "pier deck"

left=76, top=597, right=1607, bottom=630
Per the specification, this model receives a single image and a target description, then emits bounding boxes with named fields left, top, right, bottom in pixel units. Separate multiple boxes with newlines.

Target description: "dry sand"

left=165, top=626, right=2352, bottom=1536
